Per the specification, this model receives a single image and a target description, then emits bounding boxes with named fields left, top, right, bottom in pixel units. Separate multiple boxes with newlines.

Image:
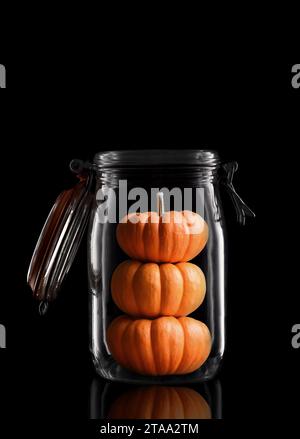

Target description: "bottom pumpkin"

left=107, top=315, right=211, bottom=376
left=108, top=386, right=212, bottom=419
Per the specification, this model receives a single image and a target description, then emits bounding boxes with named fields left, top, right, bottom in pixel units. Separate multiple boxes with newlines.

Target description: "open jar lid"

left=27, top=162, right=93, bottom=306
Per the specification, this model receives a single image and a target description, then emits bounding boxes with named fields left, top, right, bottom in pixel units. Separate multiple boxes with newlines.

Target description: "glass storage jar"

left=28, top=149, right=254, bottom=385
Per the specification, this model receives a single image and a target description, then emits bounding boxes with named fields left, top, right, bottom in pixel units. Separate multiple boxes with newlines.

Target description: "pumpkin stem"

left=157, top=192, right=165, bottom=217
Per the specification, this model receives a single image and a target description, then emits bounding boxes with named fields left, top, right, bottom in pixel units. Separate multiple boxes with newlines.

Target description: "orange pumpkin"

left=111, top=260, right=206, bottom=318
left=116, top=210, right=208, bottom=263
left=107, top=315, right=211, bottom=376
left=108, top=386, right=212, bottom=419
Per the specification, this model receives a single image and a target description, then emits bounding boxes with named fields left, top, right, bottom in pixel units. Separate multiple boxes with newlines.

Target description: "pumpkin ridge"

left=133, top=319, right=149, bottom=374
left=159, top=264, right=177, bottom=316
left=132, top=264, right=143, bottom=316
left=144, top=319, right=158, bottom=375
left=115, top=316, right=132, bottom=371
left=120, top=317, right=134, bottom=371
left=174, top=263, right=186, bottom=315
left=157, top=264, right=162, bottom=316
left=117, top=262, right=126, bottom=312
left=130, top=214, right=141, bottom=261
left=173, top=318, right=186, bottom=373
left=166, top=316, right=177, bottom=374
left=149, top=319, right=158, bottom=375
left=191, top=321, right=211, bottom=373
left=178, top=317, right=211, bottom=374
left=141, top=220, right=149, bottom=261
left=165, top=317, right=175, bottom=373
left=132, top=261, right=143, bottom=315
left=178, top=317, right=198, bottom=370
left=112, top=261, right=128, bottom=309
left=181, top=215, right=192, bottom=261
left=138, top=218, right=147, bottom=261
left=177, top=262, right=206, bottom=316
left=134, top=217, right=142, bottom=259
left=168, top=213, right=176, bottom=262
left=169, top=316, right=185, bottom=374
left=180, top=212, right=190, bottom=261
left=127, top=318, right=147, bottom=374
left=151, top=316, right=176, bottom=375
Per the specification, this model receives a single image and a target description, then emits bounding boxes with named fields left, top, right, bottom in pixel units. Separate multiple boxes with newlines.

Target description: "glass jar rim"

left=93, top=149, right=220, bottom=169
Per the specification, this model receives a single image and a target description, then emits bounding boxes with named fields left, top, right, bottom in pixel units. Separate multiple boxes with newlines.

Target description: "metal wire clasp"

left=222, top=161, right=255, bottom=225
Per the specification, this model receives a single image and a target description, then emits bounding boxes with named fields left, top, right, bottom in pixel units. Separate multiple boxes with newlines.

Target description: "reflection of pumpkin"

left=108, top=386, right=212, bottom=419
left=111, top=260, right=206, bottom=317
left=116, top=210, right=208, bottom=263
left=107, top=315, right=211, bottom=375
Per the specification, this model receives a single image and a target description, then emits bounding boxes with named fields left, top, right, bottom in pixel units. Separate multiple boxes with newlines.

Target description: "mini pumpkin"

left=108, top=386, right=212, bottom=419
left=107, top=315, right=211, bottom=376
left=111, top=260, right=206, bottom=318
left=116, top=210, right=208, bottom=263
left=116, top=192, right=208, bottom=263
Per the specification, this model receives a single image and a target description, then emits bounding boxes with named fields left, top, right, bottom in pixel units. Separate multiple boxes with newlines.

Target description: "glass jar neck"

left=95, top=166, right=219, bottom=189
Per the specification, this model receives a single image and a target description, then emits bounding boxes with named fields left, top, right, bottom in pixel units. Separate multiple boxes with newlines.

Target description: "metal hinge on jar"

left=221, top=161, right=255, bottom=225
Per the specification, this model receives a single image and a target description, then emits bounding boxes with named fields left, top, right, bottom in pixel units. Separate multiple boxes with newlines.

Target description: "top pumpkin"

left=116, top=209, right=208, bottom=263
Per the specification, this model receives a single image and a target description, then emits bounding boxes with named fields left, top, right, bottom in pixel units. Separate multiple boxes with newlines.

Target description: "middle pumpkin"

left=111, top=260, right=206, bottom=318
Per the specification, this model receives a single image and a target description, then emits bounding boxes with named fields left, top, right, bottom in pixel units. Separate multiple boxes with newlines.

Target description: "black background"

left=0, top=37, right=299, bottom=434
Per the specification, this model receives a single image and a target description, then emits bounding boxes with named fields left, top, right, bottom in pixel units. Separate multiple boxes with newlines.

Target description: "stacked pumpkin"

left=107, top=193, right=211, bottom=376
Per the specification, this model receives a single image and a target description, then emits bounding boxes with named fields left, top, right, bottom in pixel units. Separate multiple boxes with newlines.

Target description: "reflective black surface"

left=89, top=378, right=222, bottom=419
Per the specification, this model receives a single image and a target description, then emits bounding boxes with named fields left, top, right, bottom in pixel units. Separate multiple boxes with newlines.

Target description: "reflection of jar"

left=28, top=150, right=254, bottom=384
left=89, top=379, right=223, bottom=419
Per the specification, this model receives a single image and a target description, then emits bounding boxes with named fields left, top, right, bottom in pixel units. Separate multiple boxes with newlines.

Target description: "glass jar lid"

left=93, top=149, right=221, bottom=169
left=27, top=171, right=93, bottom=308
